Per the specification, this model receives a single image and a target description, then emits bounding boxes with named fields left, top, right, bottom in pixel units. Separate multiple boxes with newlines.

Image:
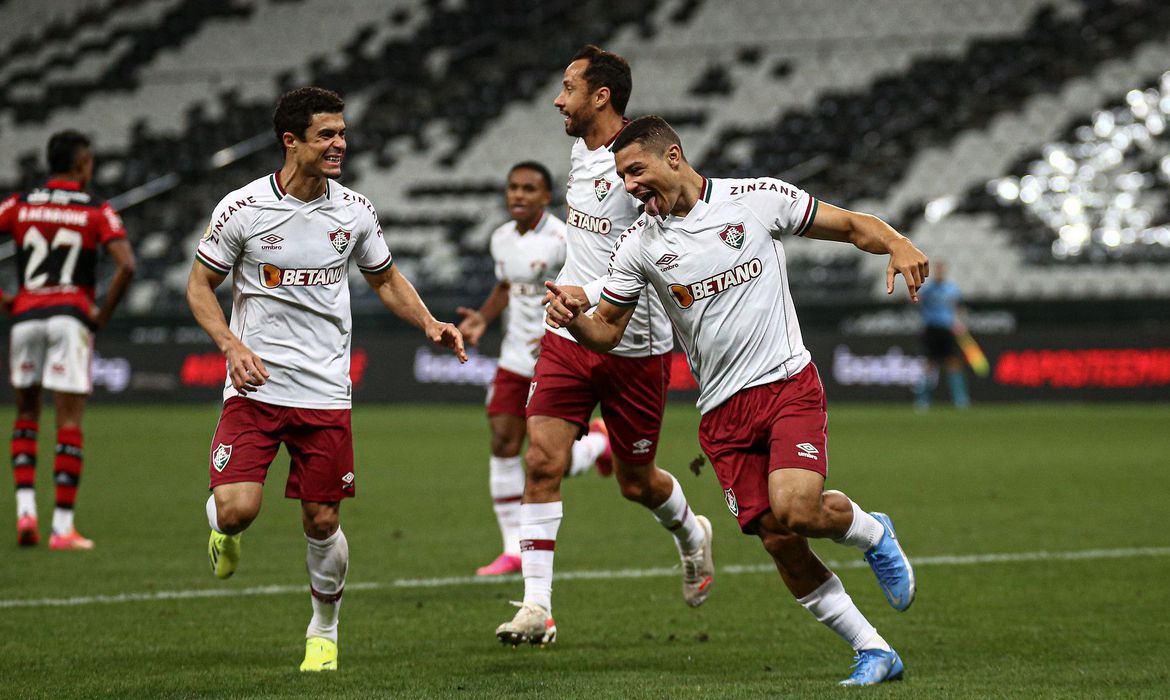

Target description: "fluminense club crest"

left=212, top=443, right=233, bottom=472
left=718, top=223, right=746, bottom=250
left=594, top=178, right=612, bottom=202
left=328, top=227, right=352, bottom=254
left=724, top=488, right=739, bottom=516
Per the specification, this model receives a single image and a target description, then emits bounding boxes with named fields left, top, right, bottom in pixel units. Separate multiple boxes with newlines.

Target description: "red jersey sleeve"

left=0, top=193, right=19, bottom=235
left=97, top=202, right=128, bottom=244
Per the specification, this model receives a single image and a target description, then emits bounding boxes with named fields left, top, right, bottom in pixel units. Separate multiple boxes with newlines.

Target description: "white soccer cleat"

left=679, top=514, right=714, bottom=607
left=495, top=601, right=557, bottom=646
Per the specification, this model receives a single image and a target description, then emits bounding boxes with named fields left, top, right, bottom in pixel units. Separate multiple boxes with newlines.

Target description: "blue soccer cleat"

left=839, top=648, right=905, bottom=686
left=864, top=512, right=916, bottom=611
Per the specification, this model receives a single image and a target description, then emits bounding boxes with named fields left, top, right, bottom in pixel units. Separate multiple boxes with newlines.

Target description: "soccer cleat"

left=16, top=515, right=39, bottom=547
left=476, top=552, right=522, bottom=576
left=588, top=418, right=613, bottom=476
left=48, top=528, right=93, bottom=550
left=208, top=530, right=242, bottom=579
left=864, top=512, right=916, bottom=611
left=299, top=636, right=338, bottom=672
left=678, top=514, right=714, bottom=607
left=496, top=601, right=557, bottom=646
left=839, top=648, right=905, bottom=686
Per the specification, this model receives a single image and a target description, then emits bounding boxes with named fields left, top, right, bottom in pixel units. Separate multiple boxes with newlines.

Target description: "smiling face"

left=615, top=141, right=683, bottom=218
left=505, top=166, right=551, bottom=229
left=284, top=112, right=346, bottom=178
left=553, top=59, right=598, bottom=138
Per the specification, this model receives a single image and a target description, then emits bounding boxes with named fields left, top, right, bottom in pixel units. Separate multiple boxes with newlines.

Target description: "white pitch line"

left=2, top=546, right=1167, bottom=610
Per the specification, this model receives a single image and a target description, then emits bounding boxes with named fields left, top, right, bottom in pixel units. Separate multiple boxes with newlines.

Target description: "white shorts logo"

left=796, top=442, right=819, bottom=460
left=526, top=381, right=537, bottom=407
left=724, top=488, right=739, bottom=516
left=341, top=472, right=355, bottom=488
left=632, top=438, right=654, bottom=455
left=212, top=443, right=233, bottom=472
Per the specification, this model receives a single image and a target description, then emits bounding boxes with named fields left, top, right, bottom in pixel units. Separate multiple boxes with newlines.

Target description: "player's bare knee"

left=772, top=502, right=820, bottom=537
left=614, top=468, right=656, bottom=506
left=491, top=433, right=523, bottom=458
left=216, top=502, right=258, bottom=534
left=302, top=506, right=339, bottom=540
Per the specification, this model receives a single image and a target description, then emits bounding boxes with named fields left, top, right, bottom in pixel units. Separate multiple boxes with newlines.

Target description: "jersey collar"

left=270, top=170, right=331, bottom=202
left=45, top=179, right=82, bottom=190
left=603, top=119, right=632, bottom=150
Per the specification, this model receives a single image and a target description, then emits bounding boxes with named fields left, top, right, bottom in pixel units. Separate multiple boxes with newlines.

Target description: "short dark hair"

left=508, top=161, right=553, bottom=192
left=273, top=87, right=345, bottom=151
left=572, top=45, right=632, bottom=116
left=47, top=130, right=91, bottom=174
left=611, top=115, right=685, bottom=159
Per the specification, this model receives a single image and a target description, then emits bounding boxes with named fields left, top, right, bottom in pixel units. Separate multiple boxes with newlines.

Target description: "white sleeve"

left=582, top=276, right=606, bottom=307
left=751, top=178, right=819, bottom=239
left=598, top=227, right=645, bottom=308
left=353, top=202, right=393, bottom=274
left=195, top=195, right=247, bottom=274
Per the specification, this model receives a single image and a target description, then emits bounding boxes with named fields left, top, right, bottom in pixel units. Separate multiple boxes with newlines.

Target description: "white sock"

left=797, top=574, right=890, bottom=651
left=205, top=494, right=222, bottom=533
left=567, top=432, right=607, bottom=477
left=489, top=456, right=525, bottom=555
left=833, top=500, right=884, bottom=551
left=51, top=507, right=73, bottom=536
left=305, top=527, right=349, bottom=643
left=16, top=489, right=36, bottom=518
left=520, top=501, right=562, bottom=612
left=652, top=473, right=705, bottom=552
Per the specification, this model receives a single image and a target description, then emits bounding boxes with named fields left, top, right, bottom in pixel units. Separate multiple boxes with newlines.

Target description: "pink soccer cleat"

left=16, top=515, right=39, bottom=547
left=476, top=552, right=522, bottom=576
left=49, top=529, right=94, bottom=551
left=588, top=418, right=613, bottom=477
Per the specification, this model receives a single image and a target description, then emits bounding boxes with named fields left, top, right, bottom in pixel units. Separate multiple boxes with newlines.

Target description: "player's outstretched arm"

left=456, top=281, right=509, bottom=347
left=186, top=260, right=269, bottom=393
left=364, top=264, right=468, bottom=363
left=544, top=281, right=633, bottom=353
left=804, top=201, right=929, bottom=302
left=91, top=238, right=137, bottom=330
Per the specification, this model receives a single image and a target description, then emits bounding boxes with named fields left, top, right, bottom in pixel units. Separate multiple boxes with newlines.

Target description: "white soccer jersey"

left=553, top=136, right=673, bottom=357
left=195, top=171, right=392, bottom=409
left=602, top=176, right=818, bottom=414
left=490, top=211, right=567, bottom=377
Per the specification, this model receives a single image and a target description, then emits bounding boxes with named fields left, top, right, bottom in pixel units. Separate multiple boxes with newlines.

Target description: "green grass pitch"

left=0, top=402, right=1167, bottom=698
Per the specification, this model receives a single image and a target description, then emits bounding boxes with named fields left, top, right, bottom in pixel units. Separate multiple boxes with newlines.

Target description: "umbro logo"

left=655, top=253, right=679, bottom=272
left=632, top=438, right=654, bottom=454
left=796, top=442, right=819, bottom=460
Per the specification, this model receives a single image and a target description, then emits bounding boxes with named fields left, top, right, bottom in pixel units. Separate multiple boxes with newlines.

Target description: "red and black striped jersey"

left=0, top=179, right=127, bottom=323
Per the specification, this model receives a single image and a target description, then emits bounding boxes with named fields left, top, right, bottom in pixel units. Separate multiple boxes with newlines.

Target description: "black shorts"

left=923, top=326, right=959, bottom=361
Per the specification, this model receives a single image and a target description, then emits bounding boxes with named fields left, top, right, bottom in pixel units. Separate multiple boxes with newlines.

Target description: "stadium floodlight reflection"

left=987, top=71, right=1170, bottom=262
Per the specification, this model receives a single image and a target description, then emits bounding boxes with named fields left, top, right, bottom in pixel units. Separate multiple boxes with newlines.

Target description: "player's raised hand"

left=225, top=341, right=269, bottom=394
left=544, top=281, right=584, bottom=329
left=427, top=319, right=468, bottom=363
left=886, top=238, right=929, bottom=302
left=456, top=306, right=487, bottom=346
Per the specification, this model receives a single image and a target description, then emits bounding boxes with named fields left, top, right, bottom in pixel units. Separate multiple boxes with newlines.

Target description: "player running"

left=496, top=46, right=714, bottom=646
left=0, top=130, right=136, bottom=550
left=545, top=116, right=923, bottom=686
left=456, top=161, right=610, bottom=577
left=187, top=87, right=465, bottom=672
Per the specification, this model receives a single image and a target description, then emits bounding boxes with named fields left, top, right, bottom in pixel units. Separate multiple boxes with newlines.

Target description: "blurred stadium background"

left=1, top=1, right=1168, bottom=697
left=0, top=0, right=1167, bottom=404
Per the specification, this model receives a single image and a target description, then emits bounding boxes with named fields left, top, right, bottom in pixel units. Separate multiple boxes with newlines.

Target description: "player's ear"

left=282, top=131, right=298, bottom=152
left=594, top=86, right=610, bottom=111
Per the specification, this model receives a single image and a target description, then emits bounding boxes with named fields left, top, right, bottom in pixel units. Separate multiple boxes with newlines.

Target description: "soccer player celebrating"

left=187, top=87, right=465, bottom=672
left=0, top=131, right=136, bottom=549
left=545, top=115, right=924, bottom=686
left=496, top=47, right=714, bottom=646
left=456, top=161, right=610, bottom=577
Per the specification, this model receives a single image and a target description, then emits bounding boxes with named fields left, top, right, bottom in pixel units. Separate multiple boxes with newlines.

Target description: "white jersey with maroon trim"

left=195, top=172, right=392, bottom=409
left=601, top=176, right=818, bottom=414
left=489, top=211, right=567, bottom=377
left=552, top=137, right=673, bottom=357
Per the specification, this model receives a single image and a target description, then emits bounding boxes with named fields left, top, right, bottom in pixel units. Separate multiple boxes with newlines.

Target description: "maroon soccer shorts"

left=698, top=363, right=828, bottom=533
left=527, top=332, right=670, bottom=464
left=208, top=396, right=355, bottom=502
left=486, top=367, right=531, bottom=419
